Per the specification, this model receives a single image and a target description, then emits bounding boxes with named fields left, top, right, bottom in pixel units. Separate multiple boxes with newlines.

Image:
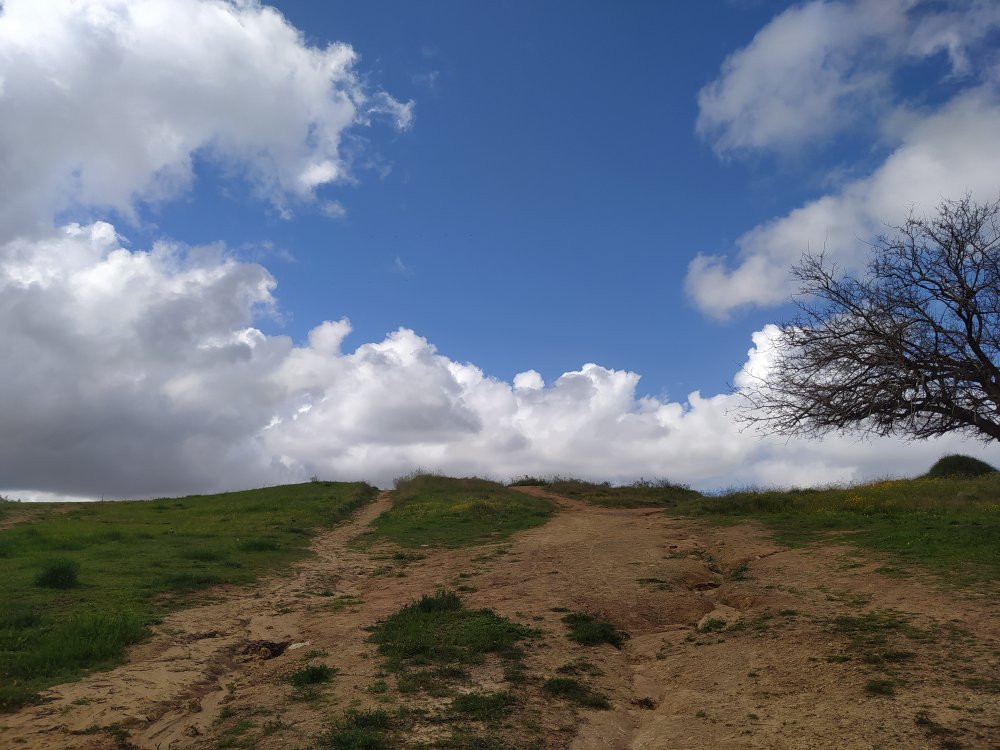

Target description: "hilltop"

left=0, top=473, right=997, bottom=748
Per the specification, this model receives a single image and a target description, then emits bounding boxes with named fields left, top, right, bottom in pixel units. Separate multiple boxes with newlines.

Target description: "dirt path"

left=1, top=489, right=997, bottom=749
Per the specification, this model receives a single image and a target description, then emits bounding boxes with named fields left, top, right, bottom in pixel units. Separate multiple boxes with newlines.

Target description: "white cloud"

left=1, top=227, right=987, bottom=497
left=0, top=0, right=412, bottom=240
left=321, top=200, right=348, bottom=219
left=689, top=1, right=1000, bottom=318
left=0, top=0, right=991, bottom=500
left=697, top=0, right=1000, bottom=156
left=688, top=79, right=1000, bottom=319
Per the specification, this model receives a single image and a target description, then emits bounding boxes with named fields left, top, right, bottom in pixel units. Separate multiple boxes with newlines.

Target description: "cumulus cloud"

left=0, top=0, right=991, bottom=501
left=0, top=222, right=297, bottom=497
left=688, top=0, right=1000, bottom=319
left=0, top=228, right=988, bottom=498
left=0, top=0, right=412, bottom=239
left=687, top=83, right=1000, bottom=318
left=697, top=0, right=1000, bottom=156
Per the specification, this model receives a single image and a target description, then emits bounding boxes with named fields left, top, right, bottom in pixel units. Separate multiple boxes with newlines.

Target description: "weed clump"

left=320, top=708, right=395, bottom=748
left=35, top=558, right=80, bottom=589
left=371, top=590, right=535, bottom=665
left=287, top=664, right=336, bottom=687
left=542, top=677, right=610, bottom=709
left=450, top=690, right=516, bottom=720
left=864, top=679, right=896, bottom=696
left=561, top=612, right=627, bottom=648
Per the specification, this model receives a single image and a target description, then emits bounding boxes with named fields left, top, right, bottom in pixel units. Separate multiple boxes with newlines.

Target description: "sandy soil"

left=1, top=488, right=997, bottom=749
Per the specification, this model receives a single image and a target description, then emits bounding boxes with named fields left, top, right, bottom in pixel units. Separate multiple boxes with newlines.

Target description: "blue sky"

left=1, top=0, right=999, bottom=498
left=142, top=0, right=798, bottom=398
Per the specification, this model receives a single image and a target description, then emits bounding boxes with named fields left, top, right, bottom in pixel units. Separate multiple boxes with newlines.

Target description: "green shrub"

left=35, top=558, right=80, bottom=589
left=371, top=590, right=535, bottom=665
left=542, top=677, right=610, bottom=709
left=238, top=538, right=280, bottom=552
left=561, top=612, right=626, bottom=648
left=925, top=454, right=996, bottom=478
left=450, top=690, right=516, bottom=719
left=287, top=664, right=336, bottom=686
left=320, top=709, right=395, bottom=749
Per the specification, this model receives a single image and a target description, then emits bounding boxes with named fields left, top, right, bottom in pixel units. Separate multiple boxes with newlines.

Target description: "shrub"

left=542, top=677, right=610, bottom=709
left=35, top=558, right=80, bottom=589
left=561, top=612, right=627, bottom=648
left=925, top=454, right=996, bottom=478
left=450, top=690, right=516, bottom=719
left=287, top=664, right=336, bottom=686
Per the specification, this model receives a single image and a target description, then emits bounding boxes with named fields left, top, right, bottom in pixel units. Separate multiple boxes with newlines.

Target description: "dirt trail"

left=1, top=488, right=997, bottom=749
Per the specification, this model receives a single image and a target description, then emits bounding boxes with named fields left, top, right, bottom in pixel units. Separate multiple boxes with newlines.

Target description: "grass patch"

left=556, top=659, right=603, bottom=676
left=320, top=708, right=396, bottom=749
left=450, top=690, right=516, bottom=720
left=679, top=475, right=1000, bottom=585
left=864, top=679, right=896, bottom=696
left=34, top=558, right=80, bottom=589
left=287, top=664, right=336, bottom=687
left=370, top=590, right=536, bottom=704
left=360, top=475, right=555, bottom=548
left=544, top=478, right=701, bottom=508
left=542, top=677, right=610, bottom=709
left=561, top=612, right=627, bottom=648
left=0, top=481, right=376, bottom=712
left=370, top=590, right=536, bottom=666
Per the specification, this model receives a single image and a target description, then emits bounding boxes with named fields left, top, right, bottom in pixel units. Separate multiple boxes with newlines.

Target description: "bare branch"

left=738, top=195, right=1000, bottom=443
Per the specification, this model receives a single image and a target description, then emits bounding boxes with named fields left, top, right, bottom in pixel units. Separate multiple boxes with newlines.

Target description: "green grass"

left=287, top=664, right=337, bottom=687
left=359, top=475, right=555, bottom=548
left=680, top=475, right=1000, bottom=585
left=449, top=690, right=516, bottom=720
left=320, top=708, right=396, bottom=749
left=370, top=590, right=537, bottom=667
left=561, top=612, right=627, bottom=648
left=0, top=481, right=376, bottom=711
left=542, top=478, right=701, bottom=508
left=542, top=677, right=610, bottom=709
left=34, top=558, right=81, bottom=589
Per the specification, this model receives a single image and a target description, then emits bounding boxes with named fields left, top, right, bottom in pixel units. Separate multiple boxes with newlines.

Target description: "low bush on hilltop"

left=924, top=454, right=996, bottom=478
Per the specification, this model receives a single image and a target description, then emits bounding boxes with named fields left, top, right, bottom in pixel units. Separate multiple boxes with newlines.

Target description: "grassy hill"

left=0, top=481, right=377, bottom=710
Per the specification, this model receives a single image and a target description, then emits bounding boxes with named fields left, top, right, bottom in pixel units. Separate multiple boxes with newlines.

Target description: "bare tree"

left=740, top=195, right=1000, bottom=442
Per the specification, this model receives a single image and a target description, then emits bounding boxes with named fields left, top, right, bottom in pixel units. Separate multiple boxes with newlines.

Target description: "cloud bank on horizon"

left=0, top=0, right=996, bottom=499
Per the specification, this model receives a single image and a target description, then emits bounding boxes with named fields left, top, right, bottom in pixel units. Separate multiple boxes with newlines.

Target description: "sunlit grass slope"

left=683, top=475, right=1000, bottom=585
left=0, top=481, right=377, bottom=711
left=357, top=475, right=555, bottom=548
left=514, top=477, right=701, bottom=508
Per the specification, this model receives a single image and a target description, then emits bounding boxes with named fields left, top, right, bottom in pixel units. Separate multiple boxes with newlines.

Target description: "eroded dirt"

left=1, top=488, right=997, bottom=749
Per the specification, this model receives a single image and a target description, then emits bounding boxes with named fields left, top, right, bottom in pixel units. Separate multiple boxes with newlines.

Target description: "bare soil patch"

left=1, top=487, right=996, bottom=749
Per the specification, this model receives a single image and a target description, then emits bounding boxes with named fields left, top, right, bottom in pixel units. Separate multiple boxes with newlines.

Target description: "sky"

left=1, top=0, right=999, bottom=499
